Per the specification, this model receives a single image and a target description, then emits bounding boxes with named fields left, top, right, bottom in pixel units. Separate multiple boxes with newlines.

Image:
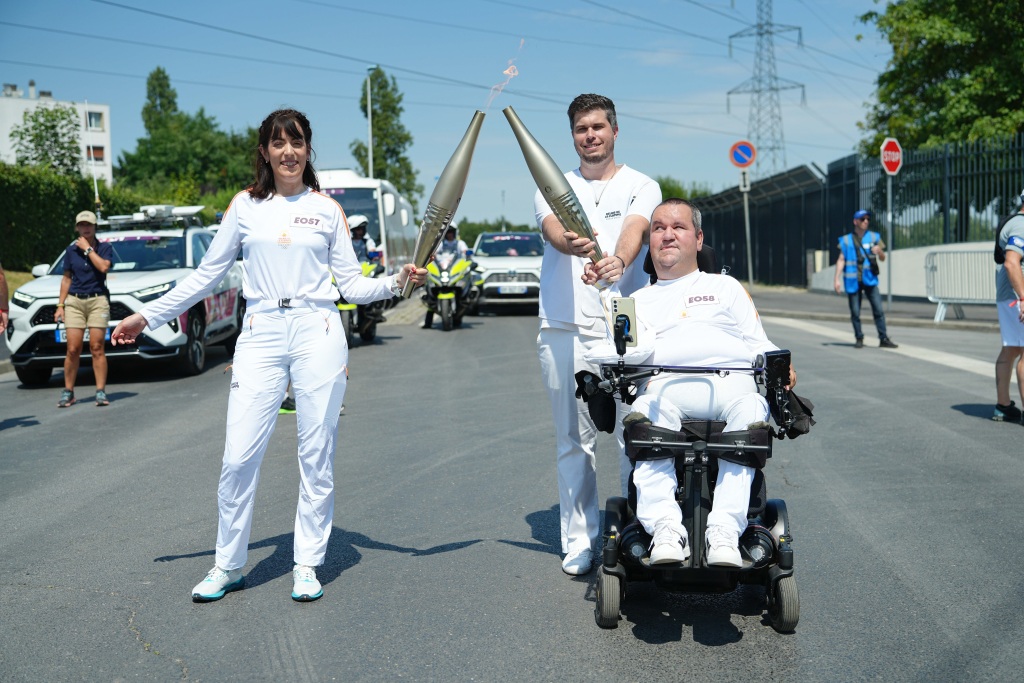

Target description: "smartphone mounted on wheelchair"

left=758, top=350, right=793, bottom=432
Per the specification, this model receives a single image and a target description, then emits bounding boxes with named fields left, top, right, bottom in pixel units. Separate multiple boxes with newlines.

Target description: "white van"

left=317, top=169, right=417, bottom=275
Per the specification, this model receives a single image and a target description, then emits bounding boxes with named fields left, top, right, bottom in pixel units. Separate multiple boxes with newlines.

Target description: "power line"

left=793, top=0, right=878, bottom=70
left=292, top=0, right=725, bottom=60
left=0, top=58, right=360, bottom=102
left=667, top=0, right=751, bottom=25
left=0, top=20, right=739, bottom=112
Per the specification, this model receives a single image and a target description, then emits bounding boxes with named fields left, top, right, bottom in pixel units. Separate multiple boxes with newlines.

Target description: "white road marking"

left=762, top=315, right=1012, bottom=384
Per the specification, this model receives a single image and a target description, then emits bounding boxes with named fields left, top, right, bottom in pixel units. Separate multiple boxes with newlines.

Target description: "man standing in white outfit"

left=592, top=198, right=797, bottom=566
left=534, top=93, right=661, bottom=575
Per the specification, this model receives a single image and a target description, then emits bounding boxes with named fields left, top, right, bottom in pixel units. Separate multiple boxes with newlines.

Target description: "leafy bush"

left=0, top=163, right=146, bottom=269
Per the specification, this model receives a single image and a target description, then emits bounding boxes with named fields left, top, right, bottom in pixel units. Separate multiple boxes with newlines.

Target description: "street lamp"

left=366, top=64, right=377, bottom=179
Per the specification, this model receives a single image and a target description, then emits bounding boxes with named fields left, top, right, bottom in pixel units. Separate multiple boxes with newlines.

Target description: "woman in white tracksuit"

left=112, top=109, right=426, bottom=603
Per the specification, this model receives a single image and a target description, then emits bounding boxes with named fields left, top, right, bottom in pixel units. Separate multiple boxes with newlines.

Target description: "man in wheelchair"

left=583, top=198, right=798, bottom=568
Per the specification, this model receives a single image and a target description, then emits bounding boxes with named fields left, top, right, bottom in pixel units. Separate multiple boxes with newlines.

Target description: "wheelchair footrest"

left=625, top=421, right=772, bottom=468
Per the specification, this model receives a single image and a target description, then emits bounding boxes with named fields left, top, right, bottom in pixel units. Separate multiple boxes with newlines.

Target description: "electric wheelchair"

left=574, top=309, right=813, bottom=634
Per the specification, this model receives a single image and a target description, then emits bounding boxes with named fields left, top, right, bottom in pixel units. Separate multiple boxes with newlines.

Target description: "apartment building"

left=0, top=80, right=113, bottom=184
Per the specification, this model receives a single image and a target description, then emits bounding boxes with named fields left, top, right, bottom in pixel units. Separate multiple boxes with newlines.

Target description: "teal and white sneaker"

left=291, top=564, right=323, bottom=602
left=191, top=566, right=244, bottom=602
left=57, top=389, right=75, bottom=408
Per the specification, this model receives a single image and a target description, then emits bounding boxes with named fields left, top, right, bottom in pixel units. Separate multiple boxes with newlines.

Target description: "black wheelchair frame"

left=584, top=313, right=800, bottom=632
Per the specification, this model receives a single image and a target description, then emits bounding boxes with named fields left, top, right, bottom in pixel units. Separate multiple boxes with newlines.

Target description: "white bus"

left=317, top=169, right=417, bottom=275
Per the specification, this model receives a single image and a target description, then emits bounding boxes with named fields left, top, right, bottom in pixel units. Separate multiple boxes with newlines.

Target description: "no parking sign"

left=729, top=140, right=757, bottom=168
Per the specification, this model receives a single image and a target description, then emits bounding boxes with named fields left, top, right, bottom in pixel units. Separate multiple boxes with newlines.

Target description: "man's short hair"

left=656, top=197, right=702, bottom=232
left=567, top=94, right=617, bottom=130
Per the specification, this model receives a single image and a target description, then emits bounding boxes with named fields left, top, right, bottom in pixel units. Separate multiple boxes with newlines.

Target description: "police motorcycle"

left=336, top=215, right=391, bottom=344
left=421, top=240, right=479, bottom=332
left=574, top=294, right=814, bottom=634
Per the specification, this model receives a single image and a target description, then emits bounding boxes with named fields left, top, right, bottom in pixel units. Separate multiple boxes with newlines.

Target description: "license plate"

left=55, top=328, right=111, bottom=343
left=497, top=284, right=528, bottom=294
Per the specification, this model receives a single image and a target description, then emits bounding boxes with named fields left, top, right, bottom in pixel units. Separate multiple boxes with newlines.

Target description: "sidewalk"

left=749, top=284, right=998, bottom=333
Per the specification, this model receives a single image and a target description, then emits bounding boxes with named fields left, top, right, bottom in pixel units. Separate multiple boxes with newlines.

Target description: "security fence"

left=695, top=132, right=1024, bottom=286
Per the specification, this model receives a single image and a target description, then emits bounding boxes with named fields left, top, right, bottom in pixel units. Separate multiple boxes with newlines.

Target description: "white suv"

left=5, top=205, right=245, bottom=386
left=470, top=232, right=543, bottom=310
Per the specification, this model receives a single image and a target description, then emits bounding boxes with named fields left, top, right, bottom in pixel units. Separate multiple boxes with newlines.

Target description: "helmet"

left=348, top=214, right=369, bottom=231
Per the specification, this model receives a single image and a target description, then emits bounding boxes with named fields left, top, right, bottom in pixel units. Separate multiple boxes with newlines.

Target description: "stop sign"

left=880, top=137, right=903, bottom=175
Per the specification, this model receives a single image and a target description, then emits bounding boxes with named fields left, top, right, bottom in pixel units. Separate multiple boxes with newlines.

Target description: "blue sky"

left=0, top=0, right=891, bottom=226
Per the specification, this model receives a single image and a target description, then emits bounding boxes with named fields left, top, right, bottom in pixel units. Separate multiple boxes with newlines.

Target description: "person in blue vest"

left=833, top=210, right=898, bottom=349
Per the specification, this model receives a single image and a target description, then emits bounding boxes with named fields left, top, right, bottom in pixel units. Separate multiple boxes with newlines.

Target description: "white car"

left=5, top=205, right=245, bottom=386
left=470, top=232, right=543, bottom=310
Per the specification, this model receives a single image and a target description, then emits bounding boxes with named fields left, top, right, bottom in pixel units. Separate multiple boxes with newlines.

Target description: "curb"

left=758, top=309, right=998, bottom=333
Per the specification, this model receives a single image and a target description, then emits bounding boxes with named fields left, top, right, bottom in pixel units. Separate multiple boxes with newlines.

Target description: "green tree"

left=9, top=103, right=82, bottom=176
left=858, top=0, right=1024, bottom=154
left=654, top=176, right=713, bottom=200
left=117, top=68, right=256, bottom=197
left=142, top=66, right=178, bottom=134
left=350, top=67, right=423, bottom=210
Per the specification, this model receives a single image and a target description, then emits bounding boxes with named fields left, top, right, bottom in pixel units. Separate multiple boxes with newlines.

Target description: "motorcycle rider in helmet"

left=424, top=224, right=468, bottom=328
left=348, top=214, right=376, bottom=263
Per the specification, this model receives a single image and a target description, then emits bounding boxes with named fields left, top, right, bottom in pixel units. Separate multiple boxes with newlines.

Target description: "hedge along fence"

left=0, top=162, right=144, bottom=271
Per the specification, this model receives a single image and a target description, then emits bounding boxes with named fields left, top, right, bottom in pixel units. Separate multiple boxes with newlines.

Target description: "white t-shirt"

left=534, top=165, right=661, bottom=334
left=633, top=270, right=778, bottom=372
left=141, top=188, right=396, bottom=329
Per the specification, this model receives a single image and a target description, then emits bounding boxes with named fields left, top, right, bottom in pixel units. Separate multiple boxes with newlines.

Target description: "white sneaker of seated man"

left=649, top=522, right=690, bottom=564
left=561, top=547, right=594, bottom=575
left=706, top=524, right=743, bottom=568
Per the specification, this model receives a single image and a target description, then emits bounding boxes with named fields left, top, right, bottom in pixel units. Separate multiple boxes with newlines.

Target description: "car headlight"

left=11, top=290, right=36, bottom=308
left=132, top=281, right=175, bottom=303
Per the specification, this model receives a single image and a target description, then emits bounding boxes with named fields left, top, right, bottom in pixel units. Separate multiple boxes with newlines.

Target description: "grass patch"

left=6, top=271, right=35, bottom=294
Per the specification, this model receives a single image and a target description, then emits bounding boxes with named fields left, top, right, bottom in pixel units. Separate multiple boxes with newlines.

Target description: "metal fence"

left=695, top=132, right=1024, bottom=286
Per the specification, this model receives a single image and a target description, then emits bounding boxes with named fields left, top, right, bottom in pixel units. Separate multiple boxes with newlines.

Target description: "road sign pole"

left=886, top=174, right=893, bottom=310
left=741, top=170, right=753, bottom=288
left=880, top=136, right=905, bottom=313
left=730, top=142, right=757, bottom=289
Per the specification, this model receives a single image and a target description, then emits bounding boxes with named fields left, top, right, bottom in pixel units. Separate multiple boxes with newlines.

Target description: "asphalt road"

left=1, top=298, right=1022, bottom=682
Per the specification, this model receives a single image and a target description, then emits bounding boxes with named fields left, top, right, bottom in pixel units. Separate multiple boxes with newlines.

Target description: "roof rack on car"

left=100, top=205, right=206, bottom=231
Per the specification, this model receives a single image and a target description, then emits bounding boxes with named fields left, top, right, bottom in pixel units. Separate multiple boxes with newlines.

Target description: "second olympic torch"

left=401, top=110, right=485, bottom=298
left=503, top=106, right=601, bottom=268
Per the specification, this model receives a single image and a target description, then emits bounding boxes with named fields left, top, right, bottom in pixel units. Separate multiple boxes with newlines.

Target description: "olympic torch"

left=503, top=106, right=601, bottom=268
left=401, top=110, right=485, bottom=298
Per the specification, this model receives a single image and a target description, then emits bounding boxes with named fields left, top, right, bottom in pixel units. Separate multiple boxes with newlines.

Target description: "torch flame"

left=486, top=39, right=524, bottom=109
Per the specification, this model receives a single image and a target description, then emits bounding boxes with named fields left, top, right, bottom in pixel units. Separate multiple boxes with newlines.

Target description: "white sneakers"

left=190, top=564, right=323, bottom=602
left=705, top=525, right=743, bottom=567
left=649, top=523, right=690, bottom=565
left=191, top=566, right=244, bottom=602
left=561, top=548, right=594, bottom=575
left=291, top=564, right=323, bottom=602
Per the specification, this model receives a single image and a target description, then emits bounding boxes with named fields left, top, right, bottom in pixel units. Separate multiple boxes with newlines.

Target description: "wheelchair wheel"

left=767, top=575, right=799, bottom=633
left=595, top=570, right=621, bottom=629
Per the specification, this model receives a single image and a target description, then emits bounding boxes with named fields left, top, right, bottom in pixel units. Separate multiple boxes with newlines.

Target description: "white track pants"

left=216, top=302, right=347, bottom=570
left=631, top=374, right=768, bottom=539
left=538, top=327, right=632, bottom=555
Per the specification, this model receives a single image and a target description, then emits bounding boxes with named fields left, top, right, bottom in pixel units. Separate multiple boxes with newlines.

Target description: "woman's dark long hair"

left=248, top=109, right=320, bottom=199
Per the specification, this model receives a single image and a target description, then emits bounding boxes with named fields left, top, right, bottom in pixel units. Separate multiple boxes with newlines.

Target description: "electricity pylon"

left=727, top=0, right=805, bottom=178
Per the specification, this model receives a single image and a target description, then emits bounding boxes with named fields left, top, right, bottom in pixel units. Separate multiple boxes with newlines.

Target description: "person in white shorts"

left=112, top=108, right=426, bottom=603
left=993, top=191, right=1024, bottom=424
left=586, top=199, right=797, bottom=567
left=535, top=93, right=661, bottom=575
